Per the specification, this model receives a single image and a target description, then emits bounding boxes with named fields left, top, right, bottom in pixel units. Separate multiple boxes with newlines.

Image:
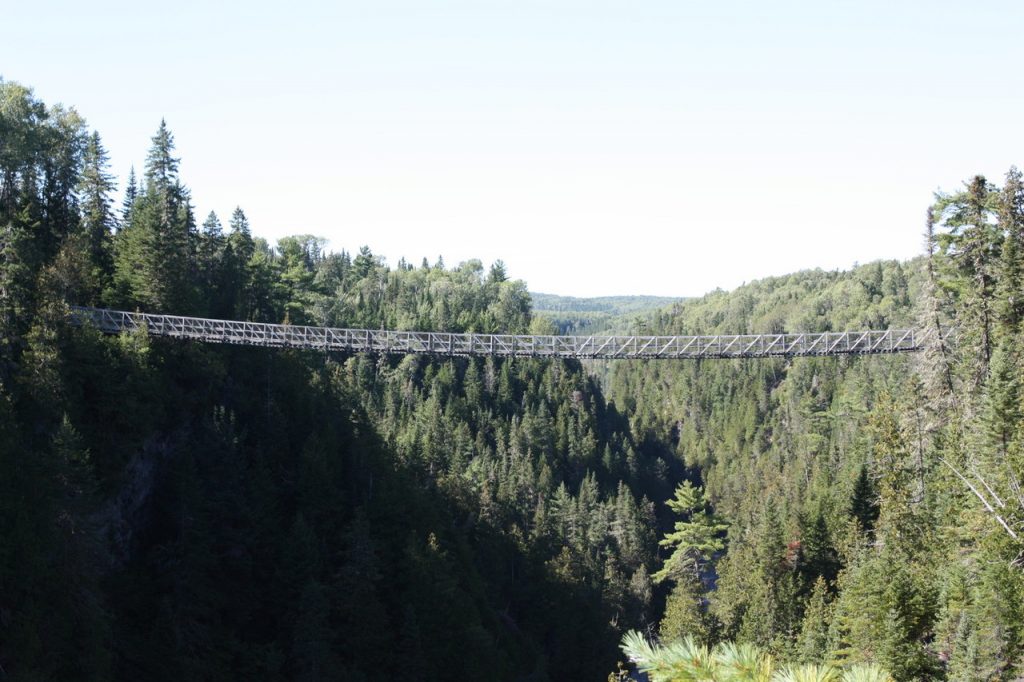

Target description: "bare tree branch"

left=971, top=464, right=1007, bottom=508
left=941, top=458, right=1020, bottom=541
left=1007, top=469, right=1024, bottom=512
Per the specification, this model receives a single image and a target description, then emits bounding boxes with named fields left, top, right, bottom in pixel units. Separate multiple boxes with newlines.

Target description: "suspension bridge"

left=68, top=307, right=949, bottom=360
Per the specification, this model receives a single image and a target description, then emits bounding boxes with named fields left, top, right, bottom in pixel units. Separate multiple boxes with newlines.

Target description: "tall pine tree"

left=112, top=120, right=196, bottom=311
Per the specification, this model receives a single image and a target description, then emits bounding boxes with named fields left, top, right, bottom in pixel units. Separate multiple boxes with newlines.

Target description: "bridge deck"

left=68, top=307, right=936, bottom=360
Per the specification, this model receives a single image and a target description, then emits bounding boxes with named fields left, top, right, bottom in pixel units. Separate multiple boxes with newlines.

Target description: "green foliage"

left=796, top=578, right=832, bottom=664
left=661, top=575, right=718, bottom=646
left=112, top=120, right=196, bottom=312
left=77, top=131, right=116, bottom=291
left=839, top=666, right=895, bottom=682
left=653, top=480, right=727, bottom=584
left=620, top=631, right=893, bottom=682
left=769, top=666, right=841, bottom=682
left=620, top=631, right=720, bottom=681
left=612, top=166, right=1024, bottom=679
left=2, top=79, right=670, bottom=680
left=531, top=292, right=683, bottom=334
left=7, top=77, right=1024, bottom=680
left=848, top=465, right=878, bottom=533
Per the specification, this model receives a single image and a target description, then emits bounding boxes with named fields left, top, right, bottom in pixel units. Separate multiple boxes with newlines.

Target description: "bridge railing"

left=69, top=307, right=941, bottom=360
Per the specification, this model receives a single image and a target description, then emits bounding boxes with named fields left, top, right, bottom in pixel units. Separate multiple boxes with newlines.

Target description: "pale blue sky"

left=5, top=1, right=1023, bottom=296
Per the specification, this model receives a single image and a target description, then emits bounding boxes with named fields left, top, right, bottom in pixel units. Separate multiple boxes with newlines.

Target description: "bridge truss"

left=68, top=307, right=944, bottom=360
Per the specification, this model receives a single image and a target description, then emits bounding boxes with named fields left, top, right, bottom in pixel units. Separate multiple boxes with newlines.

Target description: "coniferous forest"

left=3, top=80, right=1024, bottom=681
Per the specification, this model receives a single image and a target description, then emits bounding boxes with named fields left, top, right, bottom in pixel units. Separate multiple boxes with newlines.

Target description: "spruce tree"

left=0, top=207, right=40, bottom=371
left=121, top=166, right=138, bottom=224
left=996, top=166, right=1024, bottom=333
left=77, top=131, right=116, bottom=290
left=797, top=577, right=832, bottom=664
left=849, top=465, right=879, bottom=533
left=228, top=206, right=253, bottom=261
left=112, top=121, right=196, bottom=311
left=39, top=105, right=86, bottom=262
left=799, top=509, right=840, bottom=587
left=660, top=574, right=715, bottom=645
left=144, top=118, right=179, bottom=189
left=933, top=175, right=1000, bottom=376
left=197, top=211, right=226, bottom=316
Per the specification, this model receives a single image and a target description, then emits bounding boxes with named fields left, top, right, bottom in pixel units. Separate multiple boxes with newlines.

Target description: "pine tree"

left=0, top=206, right=40, bottom=372
left=981, top=344, right=1020, bottom=456
left=488, top=259, right=508, bottom=284
left=660, top=574, right=715, bottom=645
left=933, top=175, right=1001, bottom=376
left=996, top=167, right=1024, bottom=333
left=223, top=207, right=254, bottom=317
left=202, top=210, right=223, bottom=239
left=198, top=211, right=226, bottom=315
left=112, top=121, right=196, bottom=311
left=144, top=119, right=179, bottom=189
left=121, top=166, right=138, bottom=224
left=228, top=206, right=253, bottom=261
left=947, top=611, right=983, bottom=682
left=77, top=131, right=116, bottom=290
left=653, top=481, right=727, bottom=585
left=39, top=105, right=86, bottom=262
left=849, top=465, right=879, bottom=533
left=797, top=577, right=833, bottom=664
left=799, top=509, right=840, bottom=587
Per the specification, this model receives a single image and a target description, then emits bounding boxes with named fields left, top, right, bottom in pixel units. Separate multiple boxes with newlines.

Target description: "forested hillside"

left=608, top=172, right=1024, bottom=679
left=530, top=293, right=682, bottom=335
left=3, top=78, right=1024, bottom=682
left=0, top=79, right=671, bottom=681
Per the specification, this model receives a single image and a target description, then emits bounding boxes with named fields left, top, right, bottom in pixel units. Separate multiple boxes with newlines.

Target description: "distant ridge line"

left=68, top=307, right=946, bottom=360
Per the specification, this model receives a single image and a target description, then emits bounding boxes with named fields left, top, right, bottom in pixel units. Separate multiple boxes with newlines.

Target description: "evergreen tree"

left=195, top=211, right=227, bottom=316
left=228, top=206, right=253, bottom=260
left=660, top=574, right=716, bottom=645
left=797, top=577, right=832, bottom=664
left=849, top=465, right=879, bottom=533
left=77, top=131, right=116, bottom=291
left=799, top=509, right=840, bottom=587
left=144, top=119, right=179, bottom=189
left=39, top=105, right=86, bottom=262
left=933, top=175, right=1001, bottom=376
left=112, top=120, right=195, bottom=311
left=121, top=166, right=138, bottom=224
left=201, top=210, right=223, bottom=239
left=995, top=167, right=1024, bottom=332
left=223, top=207, right=255, bottom=317
left=653, top=481, right=727, bottom=585
left=0, top=208, right=39, bottom=370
